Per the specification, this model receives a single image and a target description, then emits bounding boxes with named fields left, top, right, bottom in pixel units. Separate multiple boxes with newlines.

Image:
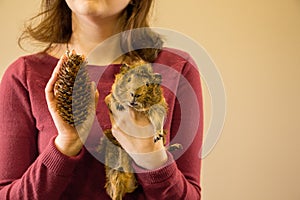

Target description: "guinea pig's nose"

left=130, top=102, right=137, bottom=106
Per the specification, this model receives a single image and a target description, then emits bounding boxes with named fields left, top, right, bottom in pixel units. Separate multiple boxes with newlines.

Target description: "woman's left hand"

left=45, top=53, right=99, bottom=157
left=109, top=107, right=168, bottom=170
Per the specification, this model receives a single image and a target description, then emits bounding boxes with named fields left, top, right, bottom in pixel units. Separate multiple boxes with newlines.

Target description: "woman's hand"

left=110, top=107, right=168, bottom=170
left=45, top=53, right=99, bottom=157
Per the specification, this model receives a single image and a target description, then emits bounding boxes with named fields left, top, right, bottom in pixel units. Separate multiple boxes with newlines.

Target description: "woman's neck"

left=48, top=13, right=123, bottom=64
left=69, top=13, right=121, bottom=55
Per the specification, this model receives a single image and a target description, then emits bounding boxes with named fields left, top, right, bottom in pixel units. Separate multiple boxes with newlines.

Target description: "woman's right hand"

left=45, top=53, right=99, bottom=157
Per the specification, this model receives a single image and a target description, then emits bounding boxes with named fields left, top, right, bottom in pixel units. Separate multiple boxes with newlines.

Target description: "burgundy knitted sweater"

left=0, top=48, right=203, bottom=199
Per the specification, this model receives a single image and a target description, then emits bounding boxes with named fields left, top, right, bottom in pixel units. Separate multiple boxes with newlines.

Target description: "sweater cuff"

left=132, top=151, right=177, bottom=184
left=39, top=136, right=85, bottom=177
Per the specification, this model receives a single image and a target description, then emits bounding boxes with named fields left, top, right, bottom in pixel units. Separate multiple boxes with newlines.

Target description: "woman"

left=0, top=0, right=203, bottom=199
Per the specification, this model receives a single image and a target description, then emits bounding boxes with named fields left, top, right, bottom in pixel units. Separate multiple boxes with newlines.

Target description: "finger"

left=51, top=53, right=68, bottom=81
left=81, top=81, right=98, bottom=123
left=91, top=81, right=99, bottom=110
left=83, top=82, right=98, bottom=122
left=111, top=125, right=126, bottom=143
left=109, top=112, right=126, bottom=137
left=77, top=81, right=99, bottom=134
left=108, top=110, right=116, bottom=125
left=45, top=54, right=68, bottom=103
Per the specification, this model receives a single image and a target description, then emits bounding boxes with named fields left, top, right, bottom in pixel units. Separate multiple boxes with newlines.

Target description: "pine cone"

left=54, top=52, right=92, bottom=126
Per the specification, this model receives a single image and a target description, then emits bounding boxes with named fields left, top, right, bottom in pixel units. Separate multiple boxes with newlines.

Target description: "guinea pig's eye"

left=127, top=77, right=131, bottom=82
left=145, top=82, right=149, bottom=87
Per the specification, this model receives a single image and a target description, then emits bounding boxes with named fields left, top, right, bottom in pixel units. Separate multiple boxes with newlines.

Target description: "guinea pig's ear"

left=144, top=63, right=154, bottom=72
left=120, top=63, right=131, bottom=74
left=138, top=64, right=152, bottom=74
left=153, top=73, right=162, bottom=85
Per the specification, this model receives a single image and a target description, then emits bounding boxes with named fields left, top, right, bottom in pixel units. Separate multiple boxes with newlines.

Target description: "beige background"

left=1, top=0, right=300, bottom=199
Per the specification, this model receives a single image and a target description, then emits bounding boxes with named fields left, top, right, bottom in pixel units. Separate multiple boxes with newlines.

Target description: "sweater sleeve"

left=134, top=55, right=203, bottom=199
left=0, top=57, right=83, bottom=199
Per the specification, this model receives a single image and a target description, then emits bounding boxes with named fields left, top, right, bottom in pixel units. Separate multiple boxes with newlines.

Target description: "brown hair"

left=19, top=0, right=163, bottom=63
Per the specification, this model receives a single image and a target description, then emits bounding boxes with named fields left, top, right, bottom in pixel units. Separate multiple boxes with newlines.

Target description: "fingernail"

left=91, top=81, right=96, bottom=89
left=112, top=124, right=118, bottom=130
